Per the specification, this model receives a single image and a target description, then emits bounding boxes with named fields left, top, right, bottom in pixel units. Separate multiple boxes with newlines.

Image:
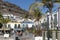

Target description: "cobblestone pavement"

left=0, top=33, right=35, bottom=40
left=0, top=35, right=14, bottom=40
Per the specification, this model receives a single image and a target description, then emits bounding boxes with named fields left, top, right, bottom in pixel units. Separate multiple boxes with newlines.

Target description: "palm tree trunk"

left=52, top=16, right=56, bottom=40
left=47, top=30, right=50, bottom=40
left=50, top=9, right=56, bottom=40
left=42, top=30, right=45, bottom=40
left=52, top=30, right=56, bottom=40
left=47, top=9, right=52, bottom=40
left=3, top=23, right=7, bottom=34
left=45, top=31, right=47, bottom=39
left=57, top=28, right=60, bottom=40
left=3, top=24, right=5, bottom=34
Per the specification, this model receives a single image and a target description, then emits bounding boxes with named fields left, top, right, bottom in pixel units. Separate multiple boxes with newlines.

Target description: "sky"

left=5, top=0, right=35, bottom=10
left=4, top=0, right=60, bottom=13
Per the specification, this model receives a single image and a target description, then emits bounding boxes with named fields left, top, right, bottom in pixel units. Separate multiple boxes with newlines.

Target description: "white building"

left=2, top=12, right=23, bottom=22
left=46, top=12, right=58, bottom=29
left=6, top=19, right=35, bottom=29
left=6, top=22, right=21, bottom=29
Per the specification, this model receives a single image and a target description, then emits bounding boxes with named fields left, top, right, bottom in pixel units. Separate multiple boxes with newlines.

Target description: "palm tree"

left=0, top=12, right=3, bottom=28
left=23, top=14, right=29, bottom=32
left=29, top=2, right=44, bottom=14
left=29, top=1, right=45, bottom=39
left=33, top=8, right=42, bottom=21
left=3, top=17, right=11, bottom=33
left=41, top=0, right=60, bottom=40
left=29, top=0, right=60, bottom=40
left=24, top=14, right=29, bottom=19
left=29, top=7, right=42, bottom=36
left=42, top=1, right=54, bottom=40
left=0, top=12, right=11, bottom=33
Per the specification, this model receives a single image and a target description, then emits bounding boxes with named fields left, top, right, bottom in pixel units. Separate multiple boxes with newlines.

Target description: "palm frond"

left=54, top=0, right=60, bottom=3
left=29, top=2, right=44, bottom=13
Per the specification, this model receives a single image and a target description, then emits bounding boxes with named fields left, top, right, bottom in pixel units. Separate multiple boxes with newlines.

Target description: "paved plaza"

left=0, top=35, right=14, bottom=40
left=0, top=33, right=35, bottom=40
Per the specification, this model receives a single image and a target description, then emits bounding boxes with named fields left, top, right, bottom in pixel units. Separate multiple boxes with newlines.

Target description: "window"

left=8, top=24, right=11, bottom=28
left=0, top=23, right=3, bottom=28
left=18, top=24, right=20, bottom=28
left=23, top=24, right=25, bottom=27
left=14, top=24, right=17, bottom=28
left=26, top=24, right=28, bottom=27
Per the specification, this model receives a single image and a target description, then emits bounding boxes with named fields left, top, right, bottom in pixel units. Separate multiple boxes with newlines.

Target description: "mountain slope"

left=0, top=0, right=29, bottom=17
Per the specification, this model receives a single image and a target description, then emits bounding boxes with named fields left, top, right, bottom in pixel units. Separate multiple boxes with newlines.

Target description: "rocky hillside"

left=0, top=0, right=29, bottom=17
